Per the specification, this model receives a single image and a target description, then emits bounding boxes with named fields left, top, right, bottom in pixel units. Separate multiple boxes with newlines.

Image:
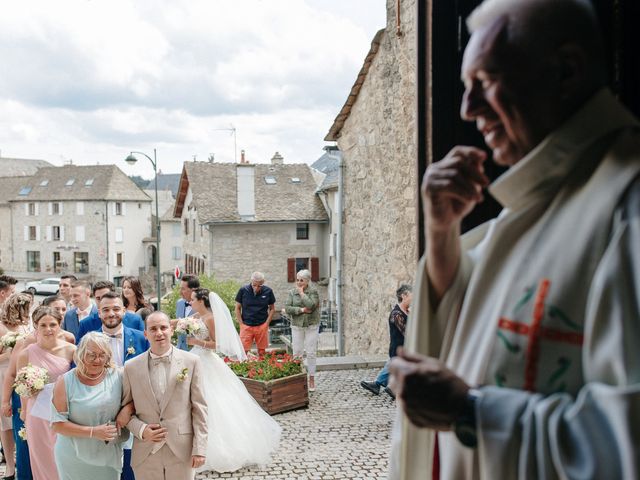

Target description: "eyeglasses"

left=85, top=352, right=108, bottom=362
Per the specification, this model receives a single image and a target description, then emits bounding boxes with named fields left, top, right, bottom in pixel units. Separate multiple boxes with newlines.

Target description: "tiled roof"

left=175, top=161, right=328, bottom=223
left=9, top=164, right=151, bottom=202
left=325, top=29, right=384, bottom=141
left=0, top=176, right=31, bottom=205
left=0, top=158, right=53, bottom=177
left=311, top=147, right=341, bottom=191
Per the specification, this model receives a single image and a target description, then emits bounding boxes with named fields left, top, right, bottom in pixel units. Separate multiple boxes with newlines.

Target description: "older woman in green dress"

left=52, top=332, right=131, bottom=480
left=284, top=269, right=320, bottom=391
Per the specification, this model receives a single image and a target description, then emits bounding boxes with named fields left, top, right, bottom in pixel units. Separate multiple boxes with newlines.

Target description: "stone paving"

left=0, top=368, right=395, bottom=480
left=196, top=368, right=394, bottom=479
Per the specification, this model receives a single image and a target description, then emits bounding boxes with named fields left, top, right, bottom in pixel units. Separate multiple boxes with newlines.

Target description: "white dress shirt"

left=102, top=325, right=124, bottom=367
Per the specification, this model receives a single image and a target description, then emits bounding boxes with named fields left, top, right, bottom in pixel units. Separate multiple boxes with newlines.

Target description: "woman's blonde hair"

left=1, top=293, right=32, bottom=326
left=74, top=332, right=115, bottom=378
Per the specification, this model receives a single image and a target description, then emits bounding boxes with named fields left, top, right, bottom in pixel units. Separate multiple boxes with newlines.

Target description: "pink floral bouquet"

left=14, top=363, right=49, bottom=398
left=175, top=317, right=202, bottom=337
left=1, top=332, right=25, bottom=349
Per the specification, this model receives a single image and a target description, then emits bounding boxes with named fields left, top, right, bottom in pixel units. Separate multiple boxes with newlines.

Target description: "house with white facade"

left=8, top=164, right=152, bottom=284
left=173, top=154, right=329, bottom=306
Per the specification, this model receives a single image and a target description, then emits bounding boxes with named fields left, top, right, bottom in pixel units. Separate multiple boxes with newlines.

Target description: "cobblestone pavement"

left=196, top=368, right=394, bottom=479
left=0, top=368, right=395, bottom=480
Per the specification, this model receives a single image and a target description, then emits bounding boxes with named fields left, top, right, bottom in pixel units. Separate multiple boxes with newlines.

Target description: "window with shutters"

left=115, top=202, right=123, bottom=215
left=287, top=257, right=320, bottom=282
left=184, top=218, right=189, bottom=235
left=28, top=203, right=36, bottom=216
left=52, top=202, right=62, bottom=215
left=28, top=226, right=37, bottom=241
left=172, top=246, right=182, bottom=260
left=75, top=226, right=85, bottom=242
left=116, top=252, right=124, bottom=267
left=52, top=226, right=61, bottom=241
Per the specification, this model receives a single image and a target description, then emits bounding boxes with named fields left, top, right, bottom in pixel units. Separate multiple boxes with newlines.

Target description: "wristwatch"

left=453, top=388, right=482, bottom=448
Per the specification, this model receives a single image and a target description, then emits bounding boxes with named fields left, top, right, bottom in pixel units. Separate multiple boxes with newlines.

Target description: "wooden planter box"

left=240, top=372, right=309, bottom=415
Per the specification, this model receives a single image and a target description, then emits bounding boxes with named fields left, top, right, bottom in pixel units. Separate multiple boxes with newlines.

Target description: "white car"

left=25, top=277, right=61, bottom=295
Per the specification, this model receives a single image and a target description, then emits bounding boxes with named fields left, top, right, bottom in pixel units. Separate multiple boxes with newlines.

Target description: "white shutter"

left=76, top=226, right=85, bottom=242
left=76, top=202, right=84, bottom=215
left=24, top=226, right=28, bottom=241
left=115, top=228, right=123, bottom=243
left=60, top=226, right=65, bottom=241
left=35, top=203, right=39, bottom=216
left=122, top=202, right=126, bottom=216
left=48, top=202, right=53, bottom=215
left=25, top=204, right=29, bottom=216
left=35, top=226, right=41, bottom=241
left=46, top=226, right=52, bottom=241
left=59, top=203, right=64, bottom=215
left=112, top=202, right=116, bottom=216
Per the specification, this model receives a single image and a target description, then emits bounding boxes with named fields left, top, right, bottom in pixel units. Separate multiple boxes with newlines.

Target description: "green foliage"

left=225, top=352, right=303, bottom=381
left=162, top=274, right=242, bottom=328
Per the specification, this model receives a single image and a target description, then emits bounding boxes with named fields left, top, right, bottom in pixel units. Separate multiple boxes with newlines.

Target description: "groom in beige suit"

left=122, top=311, right=208, bottom=480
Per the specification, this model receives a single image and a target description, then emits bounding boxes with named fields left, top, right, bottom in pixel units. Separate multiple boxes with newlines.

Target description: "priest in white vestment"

left=389, top=1, right=640, bottom=479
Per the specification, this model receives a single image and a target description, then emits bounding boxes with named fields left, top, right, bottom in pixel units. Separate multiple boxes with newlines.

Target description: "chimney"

left=240, top=149, right=247, bottom=164
left=271, top=151, right=284, bottom=165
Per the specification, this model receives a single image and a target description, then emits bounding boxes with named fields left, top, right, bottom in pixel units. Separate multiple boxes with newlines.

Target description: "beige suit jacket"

left=122, top=347, right=208, bottom=468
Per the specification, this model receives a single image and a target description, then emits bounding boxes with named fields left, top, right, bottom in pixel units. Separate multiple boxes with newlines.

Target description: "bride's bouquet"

left=14, top=363, right=49, bottom=398
left=1, top=331, right=25, bottom=350
left=175, top=317, right=202, bottom=337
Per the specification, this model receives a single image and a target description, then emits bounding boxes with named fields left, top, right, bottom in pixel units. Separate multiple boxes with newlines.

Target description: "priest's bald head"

left=460, top=0, right=607, bottom=166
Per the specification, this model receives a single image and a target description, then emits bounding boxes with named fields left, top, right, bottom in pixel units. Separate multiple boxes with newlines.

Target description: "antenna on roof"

left=208, top=153, right=215, bottom=163
left=212, top=124, right=237, bottom=163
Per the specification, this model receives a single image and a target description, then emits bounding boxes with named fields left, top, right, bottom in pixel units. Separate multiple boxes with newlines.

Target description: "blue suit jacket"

left=122, top=326, right=149, bottom=362
left=63, top=305, right=98, bottom=339
left=175, top=298, right=190, bottom=351
left=76, top=311, right=144, bottom=345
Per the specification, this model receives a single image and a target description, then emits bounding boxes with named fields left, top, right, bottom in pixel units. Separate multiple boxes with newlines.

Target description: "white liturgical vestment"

left=391, top=89, right=640, bottom=480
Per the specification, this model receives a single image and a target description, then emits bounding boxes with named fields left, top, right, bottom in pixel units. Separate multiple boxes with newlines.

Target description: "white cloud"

left=0, top=0, right=387, bottom=176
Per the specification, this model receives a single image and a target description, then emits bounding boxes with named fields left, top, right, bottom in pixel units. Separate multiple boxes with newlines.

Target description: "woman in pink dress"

left=16, top=306, right=75, bottom=480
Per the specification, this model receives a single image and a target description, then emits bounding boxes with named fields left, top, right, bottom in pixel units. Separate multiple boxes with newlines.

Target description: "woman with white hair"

left=284, top=269, right=320, bottom=391
left=52, top=332, right=129, bottom=479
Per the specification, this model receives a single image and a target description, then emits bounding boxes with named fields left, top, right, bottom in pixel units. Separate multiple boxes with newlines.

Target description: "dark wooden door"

left=417, top=0, right=640, bottom=255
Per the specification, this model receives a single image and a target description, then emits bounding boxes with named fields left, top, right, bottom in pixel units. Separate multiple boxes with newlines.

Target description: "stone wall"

left=337, top=0, right=418, bottom=354
left=209, top=222, right=328, bottom=310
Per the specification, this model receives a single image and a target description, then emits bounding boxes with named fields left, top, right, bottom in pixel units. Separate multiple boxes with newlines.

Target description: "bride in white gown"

left=186, top=287, right=282, bottom=473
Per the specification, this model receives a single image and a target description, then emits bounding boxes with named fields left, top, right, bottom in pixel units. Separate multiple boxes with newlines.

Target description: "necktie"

left=184, top=302, right=191, bottom=307
left=107, top=333, right=122, bottom=339
left=151, top=356, right=171, bottom=366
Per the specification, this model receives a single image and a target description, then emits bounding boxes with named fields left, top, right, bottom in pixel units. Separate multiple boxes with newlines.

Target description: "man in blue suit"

left=76, top=281, right=144, bottom=344
left=97, top=291, right=148, bottom=480
left=63, top=280, right=96, bottom=339
left=175, top=274, right=200, bottom=350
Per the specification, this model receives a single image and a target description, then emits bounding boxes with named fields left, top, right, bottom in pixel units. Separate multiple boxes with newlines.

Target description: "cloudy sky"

left=0, top=0, right=386, bottom=177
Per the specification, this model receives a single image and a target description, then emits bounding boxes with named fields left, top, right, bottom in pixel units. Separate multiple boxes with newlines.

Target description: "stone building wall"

left=337, top=0, right=418, bottom=354
left=209, top=222, right=327, bottom=309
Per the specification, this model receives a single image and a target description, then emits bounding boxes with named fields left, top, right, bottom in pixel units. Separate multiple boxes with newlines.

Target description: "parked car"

left=25, top=277, right=61, bottom=295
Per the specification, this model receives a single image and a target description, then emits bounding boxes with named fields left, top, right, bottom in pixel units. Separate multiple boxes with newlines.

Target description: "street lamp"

left=124, top=149, right=162, bottom=308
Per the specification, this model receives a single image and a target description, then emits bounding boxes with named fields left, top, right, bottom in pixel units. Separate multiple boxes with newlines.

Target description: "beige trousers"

left=132, top=444, right=194, bottom=480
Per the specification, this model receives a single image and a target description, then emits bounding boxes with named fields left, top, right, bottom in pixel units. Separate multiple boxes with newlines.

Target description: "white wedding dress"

left=189, top=292, right=282, bottom=473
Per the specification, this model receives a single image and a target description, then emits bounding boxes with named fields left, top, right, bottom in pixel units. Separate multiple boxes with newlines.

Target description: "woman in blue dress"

left=52, top=332, right=131, bottom=480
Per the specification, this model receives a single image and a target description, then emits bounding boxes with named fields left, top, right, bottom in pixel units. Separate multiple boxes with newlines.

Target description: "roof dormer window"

left=84, top=178, right=94, bottom=186
left=19, top=187, right=32, bottom=196
left=65, top=178, right=75, bottom=186
left=39, top=180, right=49, bottom=187
left=264, top=176, right=277, bottom=185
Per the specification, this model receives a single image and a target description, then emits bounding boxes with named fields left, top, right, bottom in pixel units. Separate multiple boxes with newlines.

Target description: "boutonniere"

left=18, top=426, right=27, bottom=441
left=127, top=346, right=136, bottom=356
left=177, top=367, right=189, bottom=382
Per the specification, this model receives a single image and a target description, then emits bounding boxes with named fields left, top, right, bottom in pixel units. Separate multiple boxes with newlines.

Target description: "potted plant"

left=226, top=352, right=309, bottom=415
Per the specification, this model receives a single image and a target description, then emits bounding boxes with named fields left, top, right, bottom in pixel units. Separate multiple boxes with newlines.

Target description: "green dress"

left=52, top=368, right=124, bottom=480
